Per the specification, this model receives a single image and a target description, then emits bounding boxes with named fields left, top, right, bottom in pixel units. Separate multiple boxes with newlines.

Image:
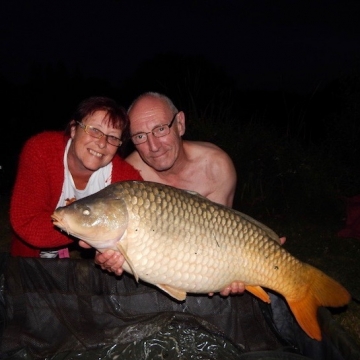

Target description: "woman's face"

left=70, top=110, right=121, bottom=172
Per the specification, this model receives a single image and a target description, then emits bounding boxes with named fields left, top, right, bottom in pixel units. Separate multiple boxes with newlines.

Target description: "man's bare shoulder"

left=184, top=140, right=236, bottom=183
left=125, top=151, right=159, bottom=181
left=184, top=140, right=232, bottom=162
left=125, top=151, right=140, bottom=166
left=184, top=141, right=237, bottom=207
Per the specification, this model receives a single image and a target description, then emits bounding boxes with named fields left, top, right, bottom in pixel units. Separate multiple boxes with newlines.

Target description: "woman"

left=10, top=96, right=142, bottom=257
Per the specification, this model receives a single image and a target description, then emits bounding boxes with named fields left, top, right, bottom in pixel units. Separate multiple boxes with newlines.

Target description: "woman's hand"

left=78, top=241, right=125, bottom=276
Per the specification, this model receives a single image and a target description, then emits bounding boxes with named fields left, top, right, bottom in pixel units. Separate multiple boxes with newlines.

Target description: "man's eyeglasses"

left=77, top=121, right=122, bottom=147
left=131, top=113, right=178, bottom=145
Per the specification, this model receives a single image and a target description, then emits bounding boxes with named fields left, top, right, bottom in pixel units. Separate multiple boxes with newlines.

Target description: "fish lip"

left=51, top=217, right=90, bottom=242
left=51, top=214, right=69, bottom=234
left=51, top=213, right=124, bottom=247
left=51, top=213, right=61, bottom=224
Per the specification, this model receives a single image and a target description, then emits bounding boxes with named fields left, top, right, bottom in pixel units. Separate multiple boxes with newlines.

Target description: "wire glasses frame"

left=76, top=121, right=122, bottom=147
left=131, top=112, right=178, bottom=145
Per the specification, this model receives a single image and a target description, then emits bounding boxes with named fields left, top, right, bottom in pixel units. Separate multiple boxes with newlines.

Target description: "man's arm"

left=205, top=149, right=237, bottom=207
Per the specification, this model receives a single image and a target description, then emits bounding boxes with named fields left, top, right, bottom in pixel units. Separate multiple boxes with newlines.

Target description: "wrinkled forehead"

left=129, top=103, right=172, bottom=133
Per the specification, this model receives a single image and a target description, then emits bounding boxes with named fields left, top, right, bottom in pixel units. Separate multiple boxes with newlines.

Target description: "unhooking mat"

left=0, top=254, right=359, bottom=359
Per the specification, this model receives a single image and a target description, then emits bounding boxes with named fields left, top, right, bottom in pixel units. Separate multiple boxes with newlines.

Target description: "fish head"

left=51, top=196, right=129, bottom=251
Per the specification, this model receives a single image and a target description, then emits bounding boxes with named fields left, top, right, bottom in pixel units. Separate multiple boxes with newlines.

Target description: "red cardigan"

left=10, top=131, right=143, bottom=257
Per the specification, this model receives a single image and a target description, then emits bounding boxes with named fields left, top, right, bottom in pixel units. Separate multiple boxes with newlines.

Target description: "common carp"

left=51, top=180, right=351, bottom=341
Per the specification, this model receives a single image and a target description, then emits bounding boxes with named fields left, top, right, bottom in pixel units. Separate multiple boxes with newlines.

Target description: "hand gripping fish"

left=51, top=180, right=351, bottom=341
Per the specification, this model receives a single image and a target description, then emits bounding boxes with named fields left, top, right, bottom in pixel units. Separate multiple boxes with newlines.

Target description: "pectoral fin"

left=156, top=284, right=187, bottom=301
left=116, top=243, right=139, bottom=282
left=245, top=285, right=271, bottom=303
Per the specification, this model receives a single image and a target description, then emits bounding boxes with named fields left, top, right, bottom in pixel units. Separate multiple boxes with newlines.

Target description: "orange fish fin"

left=116, top=243, right=139, bottom=282
left=245, top=285, right=271, bottom=303
left=286, top=264, right=351, bottom=341
left=287, top=294, right=322, bottom=340
left=156, top=284, right=187, bottom=301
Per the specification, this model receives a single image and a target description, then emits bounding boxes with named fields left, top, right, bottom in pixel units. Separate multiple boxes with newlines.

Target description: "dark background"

left=1, top=1, right=360, bottom=345
left=1, top=0, right=360, bottom=220
left=2, top=0, right=359, bottom=92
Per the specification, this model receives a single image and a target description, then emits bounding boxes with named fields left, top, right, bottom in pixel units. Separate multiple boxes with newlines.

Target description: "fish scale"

left=51, top=180, right=351, bottom=341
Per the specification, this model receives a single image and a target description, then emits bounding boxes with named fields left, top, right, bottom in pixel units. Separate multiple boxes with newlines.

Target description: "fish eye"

left=82, top=208, right=91, bottom=216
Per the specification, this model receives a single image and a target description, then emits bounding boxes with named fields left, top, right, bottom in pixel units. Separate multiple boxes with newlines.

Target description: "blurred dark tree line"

left=1, top=53, right=359, bottom=224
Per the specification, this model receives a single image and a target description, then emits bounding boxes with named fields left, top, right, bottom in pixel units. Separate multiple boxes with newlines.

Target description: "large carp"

left=51, top=180, right=351, bottom=341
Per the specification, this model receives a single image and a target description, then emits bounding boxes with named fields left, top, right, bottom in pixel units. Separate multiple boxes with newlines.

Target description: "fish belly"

left=117, top=181, right=300, bottom=295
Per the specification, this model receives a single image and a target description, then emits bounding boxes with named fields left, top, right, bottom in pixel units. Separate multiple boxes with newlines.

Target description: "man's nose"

left=146, top=133, right=161, bottom=151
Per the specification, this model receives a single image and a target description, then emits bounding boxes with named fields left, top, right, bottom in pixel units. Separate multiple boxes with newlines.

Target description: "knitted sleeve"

left=10, top=132, right=73, bottom=253
left=111, top=155, right=143, bottom=182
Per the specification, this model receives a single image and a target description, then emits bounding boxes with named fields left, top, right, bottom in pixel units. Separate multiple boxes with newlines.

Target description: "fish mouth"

left=51, top=213, right=71, bottom=235
left=51, top=213, right=120, bottom=249
left=51, top=213, right=84, bottom=240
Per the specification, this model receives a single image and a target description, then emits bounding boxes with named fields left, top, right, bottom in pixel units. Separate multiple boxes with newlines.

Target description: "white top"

left=40, top=139, right=113, bottom=258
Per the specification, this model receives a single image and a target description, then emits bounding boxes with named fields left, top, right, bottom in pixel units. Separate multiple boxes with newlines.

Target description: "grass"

left=0, top=193, right=11, bottom=253
left=275, top=218, right=360, bottom=348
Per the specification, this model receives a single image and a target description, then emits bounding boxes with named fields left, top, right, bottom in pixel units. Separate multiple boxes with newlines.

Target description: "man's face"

left=129, top=98, right=183, bottom=172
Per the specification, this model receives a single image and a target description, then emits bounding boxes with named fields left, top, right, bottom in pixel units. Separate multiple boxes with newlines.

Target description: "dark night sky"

left=1, top=0, right=360, bottom=94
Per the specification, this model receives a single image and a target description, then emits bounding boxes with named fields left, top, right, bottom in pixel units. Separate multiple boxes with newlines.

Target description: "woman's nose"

left=96, top=134, right=107, bottom=148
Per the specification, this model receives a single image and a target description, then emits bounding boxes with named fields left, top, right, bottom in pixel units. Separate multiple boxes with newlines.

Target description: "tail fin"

left=286, top=264, right=351, bottom=341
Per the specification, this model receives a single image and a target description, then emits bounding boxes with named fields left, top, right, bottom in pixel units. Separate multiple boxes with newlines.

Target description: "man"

left=125, top=92, right=237, bottom=207
left=91, top=92, right=283, bottom=295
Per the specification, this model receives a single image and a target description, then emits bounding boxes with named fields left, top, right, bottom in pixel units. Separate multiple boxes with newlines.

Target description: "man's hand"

left=209, top=282, right=246, bottom=297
